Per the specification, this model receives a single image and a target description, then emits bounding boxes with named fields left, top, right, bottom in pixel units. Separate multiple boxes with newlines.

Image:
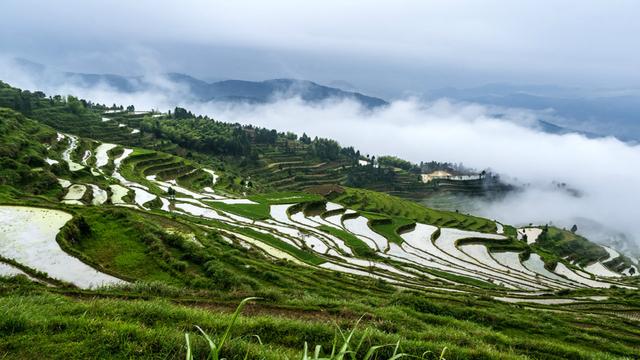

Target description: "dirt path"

left=55, top=289, right=365, bottom=322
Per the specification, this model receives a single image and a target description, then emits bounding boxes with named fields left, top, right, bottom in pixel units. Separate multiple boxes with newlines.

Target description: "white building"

left=421, top=171, right=481, bottom=183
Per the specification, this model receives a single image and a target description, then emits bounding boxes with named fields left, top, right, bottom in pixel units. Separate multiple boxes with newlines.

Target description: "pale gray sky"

left=2, top=0, right=639, bottom=97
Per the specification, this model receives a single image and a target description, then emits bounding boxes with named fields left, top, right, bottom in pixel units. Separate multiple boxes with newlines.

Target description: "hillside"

left=1, top=80, right=509, bottom=201
left=1, top=82, right=640, bottom=359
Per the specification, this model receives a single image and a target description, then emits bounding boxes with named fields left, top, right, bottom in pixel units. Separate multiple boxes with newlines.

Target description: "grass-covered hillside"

left=1, top=82, right=639, bottom=359
left=0, top=81, right=504, bottom=198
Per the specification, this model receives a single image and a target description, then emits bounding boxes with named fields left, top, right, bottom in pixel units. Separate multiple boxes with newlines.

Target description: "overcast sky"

left=2, top=0, right=639, bottom=97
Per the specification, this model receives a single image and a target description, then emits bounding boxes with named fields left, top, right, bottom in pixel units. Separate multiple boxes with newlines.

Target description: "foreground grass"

left=1, top=281, right=640, bottom=359
left=1, top=292, right=427, bottom=360
left=186, top=298, right=437, bottom=360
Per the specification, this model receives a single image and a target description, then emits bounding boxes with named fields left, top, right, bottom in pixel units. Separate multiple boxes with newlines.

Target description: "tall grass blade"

left=363, top=344, right=387, bottom=360
left=242, top=335, right=263, bottom=360
left=217, top=297, right=260, bottom=354
left=195, top=325, right=217, bottom=355
left=303, top=342, right=309, bottom=360
left=335, top=326, right=357, bottom=360
left=329, top=329, right=338, bottom=357
left=350, top=327, right=369, bottom=360
left=185, top=333, right=193, bottom=360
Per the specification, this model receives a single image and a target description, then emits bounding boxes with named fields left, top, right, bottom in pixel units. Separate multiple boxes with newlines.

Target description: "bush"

left=113, top=281, right=184, bottom=297
left=171, top=260, right=188, bottom=272
left=204, top=261, right=241, bottom=290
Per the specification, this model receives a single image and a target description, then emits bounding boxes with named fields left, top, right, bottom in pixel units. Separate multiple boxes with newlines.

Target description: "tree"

left=570, top=224, right=578, bottom=233
left=76, top=216, right=92, bottom=235
left=66, top=95, right=84, bottom=114
left=167, top=187, right=176, bottom=200
left=173, top=107, right=192, bottom=119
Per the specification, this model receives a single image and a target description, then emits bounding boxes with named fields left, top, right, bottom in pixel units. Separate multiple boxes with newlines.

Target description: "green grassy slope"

left=534, top=227, right=609, bottom=266
left=0, top=81, right=484, bottom=198
left=0, top=108, right=62, bottom=198
left=331, top=187, right=497, bottom=233
left=2, top=281, right=640, bottom=359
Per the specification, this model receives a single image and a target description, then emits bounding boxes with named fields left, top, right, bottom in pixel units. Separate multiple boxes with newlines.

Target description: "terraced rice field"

left=553, top=263, right=615, bottom=288
left=90, top=185, right=108, bottom=205
left=59, top=133, right=85, bottom=171
left=343, top=216, right=388, bottom=251
left=10, top=120, right=636, bottom=302
left=109, top=184, right=129, bottom=204
left=94, top=143, right=117, bottom=169
left=584, top=261, right=624, bottom=278
left=492, top=251, right=536, bottom=276
left=0, top=206, right=125, bottom=289
left=62, top=184, right=86, bottom=205
left=0, top=262, right=31, bottom=278
left=244, top=146, right=351, bottom=191
left=519, top=227, right=543, bottom=244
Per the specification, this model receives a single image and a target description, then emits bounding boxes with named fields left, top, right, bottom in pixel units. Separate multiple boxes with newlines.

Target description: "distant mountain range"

left=164, top=73, right=388, bottom=107
left=427, top=83, right=640, bottom=142
left=13, top=59, right=388, bottom=108
left=10, top=59, right=639, bottom=141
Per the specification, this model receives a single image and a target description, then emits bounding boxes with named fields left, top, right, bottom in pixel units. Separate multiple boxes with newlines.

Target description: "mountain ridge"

left=427, top=83, right=640, bottom=141
left=13, top=58, right=389, bottom=108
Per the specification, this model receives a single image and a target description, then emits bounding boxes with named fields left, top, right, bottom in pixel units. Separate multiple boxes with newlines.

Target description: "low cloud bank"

left=199, top=99, right=640, bottom=253
left=3, top=66, right=639, bottom=255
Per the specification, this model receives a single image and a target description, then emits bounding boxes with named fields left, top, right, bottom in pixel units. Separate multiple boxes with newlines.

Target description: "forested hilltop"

left=0, top=80, right=639, bottom=359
